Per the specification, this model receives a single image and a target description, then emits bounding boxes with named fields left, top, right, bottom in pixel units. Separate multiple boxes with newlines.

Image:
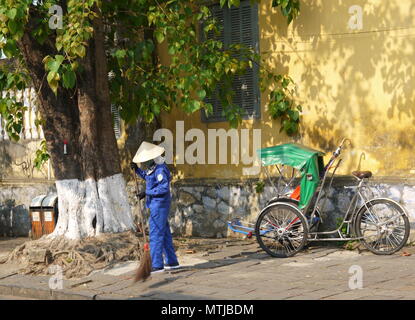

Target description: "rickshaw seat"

left=290, top=185, right=301, bottom=200
left=352, top=171, right=372, bottom=179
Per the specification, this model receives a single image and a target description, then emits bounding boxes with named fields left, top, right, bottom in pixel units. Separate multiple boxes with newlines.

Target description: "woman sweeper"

left=130, top=141, right=180, bottom=275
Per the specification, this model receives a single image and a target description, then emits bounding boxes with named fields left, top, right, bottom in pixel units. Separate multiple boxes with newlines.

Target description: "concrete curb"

left=0, top=283, right=132, bottom=300
left=0, top=283, right=51, bottom=299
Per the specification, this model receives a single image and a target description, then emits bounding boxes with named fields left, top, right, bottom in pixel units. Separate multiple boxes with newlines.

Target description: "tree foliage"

left=271, top=0, right=300, bottom=24
left=0, top=0, right=303, bottom=153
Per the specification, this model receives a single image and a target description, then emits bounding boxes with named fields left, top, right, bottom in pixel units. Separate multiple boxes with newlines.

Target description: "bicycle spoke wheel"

left=255, top=203, right=308, bottom=258
left=355, top=199, right=410, bottom=255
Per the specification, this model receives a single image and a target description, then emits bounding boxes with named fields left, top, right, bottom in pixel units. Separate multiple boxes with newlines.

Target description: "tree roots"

left=1, top=231, right=141, bottom=279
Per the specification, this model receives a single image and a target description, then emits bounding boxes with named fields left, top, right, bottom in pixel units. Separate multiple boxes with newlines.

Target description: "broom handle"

left=132, top=169, right=148, bottom=244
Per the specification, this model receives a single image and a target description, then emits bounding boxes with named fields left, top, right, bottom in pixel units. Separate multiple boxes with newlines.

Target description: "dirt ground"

left=173, top=237, right=246, bottom=255
left=0, top=234, right=248, bottom=279
left=0, top=237, right=28, bottom=256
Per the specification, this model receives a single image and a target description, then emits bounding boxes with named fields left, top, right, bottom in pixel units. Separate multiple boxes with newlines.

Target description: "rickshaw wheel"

left=355, top=199, right=410, bottom=255
left=255, top=203, right=308, bottom=258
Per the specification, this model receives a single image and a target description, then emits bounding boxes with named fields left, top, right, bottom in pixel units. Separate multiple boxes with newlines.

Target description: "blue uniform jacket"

left=135, top=163, right=171, bottom=209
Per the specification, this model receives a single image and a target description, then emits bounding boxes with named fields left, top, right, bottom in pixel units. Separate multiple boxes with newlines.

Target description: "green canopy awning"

left=257, top=143, right=325, bottom=209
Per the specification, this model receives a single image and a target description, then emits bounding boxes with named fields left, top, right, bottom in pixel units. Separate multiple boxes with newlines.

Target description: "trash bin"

left=41, top=194, right=58, bottom=236
left=29, top=194, right=58, bottom=239
left=29, top=195, right=46, bottom=240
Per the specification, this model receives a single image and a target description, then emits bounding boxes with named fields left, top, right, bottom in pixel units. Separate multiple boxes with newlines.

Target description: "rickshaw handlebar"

left=323, top=138, right=350, bottom=173
left=333, top=138, right=350, bottom=158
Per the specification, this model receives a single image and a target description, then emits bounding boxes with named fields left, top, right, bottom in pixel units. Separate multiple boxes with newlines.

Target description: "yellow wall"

left=160, top=0, right=415, bottom=180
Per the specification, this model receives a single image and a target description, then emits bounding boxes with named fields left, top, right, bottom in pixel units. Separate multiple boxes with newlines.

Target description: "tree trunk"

left=17, top=9, right=135, bottom=240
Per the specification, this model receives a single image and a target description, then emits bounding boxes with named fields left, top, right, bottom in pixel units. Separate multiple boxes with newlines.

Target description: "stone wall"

left=167, top=177, right=415, bottom=238
left=1, top=177, right=415, bottom=238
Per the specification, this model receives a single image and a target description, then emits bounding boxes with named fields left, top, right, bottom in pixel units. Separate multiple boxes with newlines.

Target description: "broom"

left=132, top=171, right=152, bottom=282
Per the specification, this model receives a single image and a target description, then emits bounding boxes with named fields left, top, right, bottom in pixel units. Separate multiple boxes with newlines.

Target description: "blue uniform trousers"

left=149, top=198, right=179, bottom=269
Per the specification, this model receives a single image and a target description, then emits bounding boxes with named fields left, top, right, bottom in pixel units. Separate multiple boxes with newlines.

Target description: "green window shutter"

left=202, top=0, right=260, bottom=122
left=203, top=4, right=226, bottom=121
left=230, top=1, right=260, bottom=118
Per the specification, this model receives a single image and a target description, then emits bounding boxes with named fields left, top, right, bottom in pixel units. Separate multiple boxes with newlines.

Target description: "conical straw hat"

left=133, top=141, right=165, bottom=163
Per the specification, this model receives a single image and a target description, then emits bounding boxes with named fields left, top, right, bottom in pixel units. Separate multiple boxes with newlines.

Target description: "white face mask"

left=154, top=156, right=165, bottom=165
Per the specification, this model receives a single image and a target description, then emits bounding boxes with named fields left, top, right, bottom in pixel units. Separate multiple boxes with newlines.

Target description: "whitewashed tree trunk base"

left=49, top=173, right=136, bottom=240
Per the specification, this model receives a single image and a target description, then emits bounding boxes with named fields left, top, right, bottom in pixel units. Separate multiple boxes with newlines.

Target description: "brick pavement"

left=0, top=237, right=414, bottom=300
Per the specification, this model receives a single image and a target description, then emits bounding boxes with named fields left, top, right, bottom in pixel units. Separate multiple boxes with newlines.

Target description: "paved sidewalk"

left=0, top=237, right=414, bottom=300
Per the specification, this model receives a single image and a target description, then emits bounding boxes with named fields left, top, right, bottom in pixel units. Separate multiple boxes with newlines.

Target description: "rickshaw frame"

left=258, top=139, right=409, bottom=243
left=228, top=139, right=410, bottom=256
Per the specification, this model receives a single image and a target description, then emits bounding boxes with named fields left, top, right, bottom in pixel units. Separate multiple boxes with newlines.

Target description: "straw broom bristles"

left=134, top=242, right=152, bottom=282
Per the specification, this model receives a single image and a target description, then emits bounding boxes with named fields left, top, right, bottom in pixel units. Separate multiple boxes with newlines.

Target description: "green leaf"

left=6, top=74, right=15, bottom=89
left=13, top=123, right=22, bottom=133
left=47, top=62, right=58, bottom=73
left=2, top=40, right=18, bottom=58
left=232, top=0, right=240, bottom=7
left=188, top=100, right=201, bottom=112
left=197, top=89, right=206, bottom=100
left=55, top=55, right=64, bottom=65
left=204, top=103, right=213, bottom=115
left=277, top=101, right=286, bottom=111
left=290, top=110, right=299, bottom=121
left=47, top=71, right=59, bottom=95
left=47, top=71, right=56, bottom=83
left=114, top=49, right=126, bottom=59
left=10, top=132, right=20, bottom=142
left=168, top=45, right=176, bottom=55
left=62, top=69, right=76, bottom=89
left=49, top=81, right=58, bottom=95
left=184, top=7, right=192, bottom=16
left=34, top=139, right=50, bottom=170
left=74, top=46, right=86, bottom=58
left=255, top=181, right=265, bottom=193
left=282, top=77, right=290, bottom=88
left=7, top=20, right=19, bottom=34
left=155, top=30, right=165, bottom=43
left=6, top=8, right=17, bottom=20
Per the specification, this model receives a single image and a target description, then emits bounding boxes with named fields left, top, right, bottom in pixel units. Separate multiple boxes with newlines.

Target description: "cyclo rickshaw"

left=228, top=139, right=410, bottom=257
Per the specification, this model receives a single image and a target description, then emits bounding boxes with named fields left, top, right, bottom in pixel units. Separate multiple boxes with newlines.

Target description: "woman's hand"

left=130, top=162, right=138, bottom=171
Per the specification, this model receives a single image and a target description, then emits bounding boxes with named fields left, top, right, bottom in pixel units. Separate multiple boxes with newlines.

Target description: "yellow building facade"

left=159, top=0, right=415, bottom=182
